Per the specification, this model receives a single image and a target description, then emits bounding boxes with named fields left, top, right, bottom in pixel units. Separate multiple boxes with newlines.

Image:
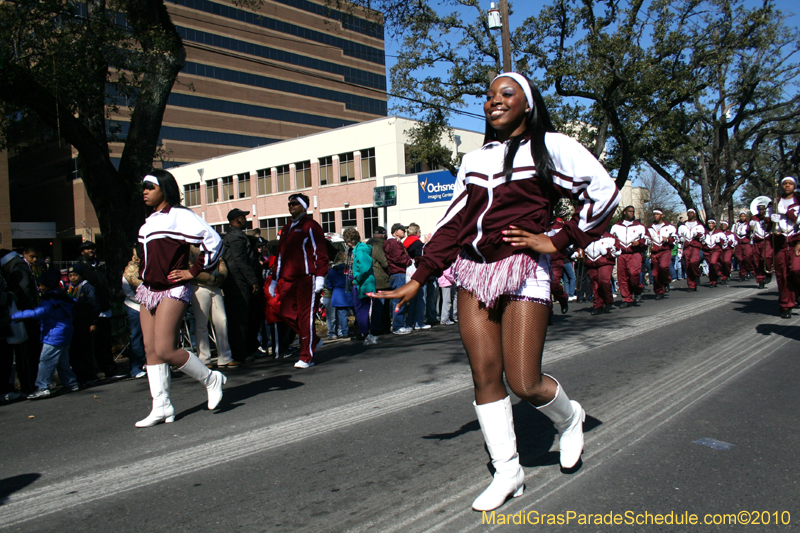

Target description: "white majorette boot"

left=471, top=396, right=525, bottom=512
left=179, top=352, right=227, bottom=409
left=135, top=363, right=174, bottom=427
left=536, top=374, right=585, bottom=468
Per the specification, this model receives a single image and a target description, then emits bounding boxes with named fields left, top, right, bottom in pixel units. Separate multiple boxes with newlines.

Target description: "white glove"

left=770, top=214, right=781, bottom=223
left=314, top=276, right=325, bottom=293
left=268, top=280, right=278, bottom=297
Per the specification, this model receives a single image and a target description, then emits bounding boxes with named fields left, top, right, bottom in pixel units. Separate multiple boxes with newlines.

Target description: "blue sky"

left=383, top=0, right=799, bottom=134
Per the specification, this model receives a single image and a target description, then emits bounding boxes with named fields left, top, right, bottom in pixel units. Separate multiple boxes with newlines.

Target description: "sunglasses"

left=288, top=201, right=301, bottom=207
left=143, top=181, right=157, bottom=190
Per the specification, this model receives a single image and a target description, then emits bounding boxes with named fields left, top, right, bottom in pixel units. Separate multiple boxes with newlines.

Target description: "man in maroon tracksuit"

left=610, top=206, right=647, bottom=307
left=646, top=209, right=676, bottom=300
left=733, top=211, right=754, bottom=281
left=271, top=194, right=329, bottom=368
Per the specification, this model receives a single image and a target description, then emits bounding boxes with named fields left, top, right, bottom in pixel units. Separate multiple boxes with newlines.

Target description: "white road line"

left=361, top=315, right=790, bottom=533
left=0, top=286, right=765, bottom=529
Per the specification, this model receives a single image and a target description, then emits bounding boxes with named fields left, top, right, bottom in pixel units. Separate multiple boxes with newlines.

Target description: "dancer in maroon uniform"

left=751, top=203, right=772, bottom=289
left=270, top=193, right=329, bottom=368
left=372, top=73, right=619, bottom=512
left=677, top=209, right=706, bottom=291
left=610, top=206, right=646, bottom=307
left=584, top=233, right=620, bottom=314
left=719, top=220, right=735, bottom=285
left=646, top=209, right=676, bottom=300
left=703, top=220, right=723, bottom=288
left=771, top=177, right=800, bottom=318
left=732, top=211, right=754, bottom=281
left=135, top=170, right=226, bottom=428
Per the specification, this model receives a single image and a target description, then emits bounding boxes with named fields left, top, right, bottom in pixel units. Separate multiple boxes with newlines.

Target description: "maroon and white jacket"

left=678, top=220, right=705, bottom=249
left=704, top=229, right=725, bottom=251
left=138, top=205, right=222, bottom=291
left=646, top=222, right=676, bottom=254
left=610, top=220, right=647, bottom=254
left=584, top=232, right=621, bottom=267
left=732, top=220, right=752, bottom=244
left=723, top=230, right=737, bottom=249
left=276, top=214, right=329, bottom=282
left=412, top=133, right=620, bottom=284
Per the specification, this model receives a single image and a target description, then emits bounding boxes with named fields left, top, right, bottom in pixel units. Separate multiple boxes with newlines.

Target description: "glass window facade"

left=321, top=211, right=336, bottom=233
left=257, top=168, right=272, bottom=195
left=206, top=180, right=219, bottom=203
left=221, top=176, right=235, bottom=201
left=238, top=172, right=250, bottom=198
left=363, top=207, right=378, bottom=237
left=184, top=183, right=201, bottom=207
left=360, top=147, right=376, bottom=179
left=276, top=165, right=291, bottom=192
left=339, top=152, right=355, bottom=182
left=260, top=216, right=291, bottom=241
left=296, top=161, right=312, bottom=189
left=341, top=208, right=357, bottom=229
left=319, top=156, right=333, bottom=186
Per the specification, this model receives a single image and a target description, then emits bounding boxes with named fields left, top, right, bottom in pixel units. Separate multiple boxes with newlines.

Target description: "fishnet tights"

left=457, top=289, right=558, bottom=406
left=140, top=297, right=191, bottom=367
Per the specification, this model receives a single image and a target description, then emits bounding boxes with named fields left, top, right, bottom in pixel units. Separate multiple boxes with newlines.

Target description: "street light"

left=487, top=1, right=512, bottom=72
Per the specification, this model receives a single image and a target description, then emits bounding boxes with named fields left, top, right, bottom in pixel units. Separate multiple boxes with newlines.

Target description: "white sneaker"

left=568, top=296, right=577, bottom=301
left=294, top=360, right=315, bottom=369
left=392, top=327, right=412, bottom=335
left=415, top=324, right=432, bottom=330
left=363, top=334, right=378, bottom=346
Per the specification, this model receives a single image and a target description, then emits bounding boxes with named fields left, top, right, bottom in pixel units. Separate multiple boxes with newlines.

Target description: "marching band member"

left=646, top=210, right=676, bottom=300
left=771, top=177, right=800, bottom=318
left=750, top=203, right=772, bottom=289
left=584, top=233, right=621, bottom=314
left=719, top=220, right=736, bottom=285
left=610, top=206, right=647, bottom=307
left=703, top=220, right=723, bottom=288
left=677, top=208, right=706, bottom=291
left=732, top=211, right=754, bottom=281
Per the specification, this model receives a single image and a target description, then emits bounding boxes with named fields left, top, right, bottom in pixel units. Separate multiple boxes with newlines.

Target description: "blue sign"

left=418, top=170, right=456, bottom=204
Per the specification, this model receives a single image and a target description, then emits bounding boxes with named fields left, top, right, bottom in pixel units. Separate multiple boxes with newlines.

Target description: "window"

left=257, top=168, right=272, bottom=195
left=221, top=176, right=234, bottom=201
left=206, top=180, right=219, bottom=203
left=339, top=152, right=355, bottom=182
left=319, top=156, right=333, bottom=186
left=276, top=164, right=291, bottom=192
left=211, top=223, right=229, bottom=235
left=321, top=211, right=336, bottom=233
left=341, top=208, right=357, bottom=229
left=363, top=207, right=378, bottom=237
left=295, top=160, right=312, bottom=189
left=260, top=216, right=291, bottom=241
left=238, top=172, right=251, bottom=198
left=404, top=144, right=440, bottom=174
left=184, top=183, right=201, bottom=207
left=360, top=148, right=376, bottom=179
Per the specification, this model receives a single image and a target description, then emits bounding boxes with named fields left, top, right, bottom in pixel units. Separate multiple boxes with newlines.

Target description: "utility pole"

left=500, top=0, right=511, bottom=72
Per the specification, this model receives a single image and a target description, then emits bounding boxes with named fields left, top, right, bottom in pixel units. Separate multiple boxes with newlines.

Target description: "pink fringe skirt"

left=452, top=251, right=551, bottom=308
left=136, top=283, right=192, bottom=311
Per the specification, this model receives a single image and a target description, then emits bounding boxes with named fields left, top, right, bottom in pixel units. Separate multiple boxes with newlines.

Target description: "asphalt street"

left=1, top=277, right=798, bottom=532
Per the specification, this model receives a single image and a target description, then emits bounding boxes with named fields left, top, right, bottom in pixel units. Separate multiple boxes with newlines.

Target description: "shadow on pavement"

left=755, top=323, right=800, bottom=342
left=0, top=473, right=41, bottom=506
left=175, top=374, right=304, bottom=420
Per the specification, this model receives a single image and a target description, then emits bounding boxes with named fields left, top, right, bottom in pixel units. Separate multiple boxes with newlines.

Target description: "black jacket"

left=223, top=227, right=260, bottom=290
left=78, top=257, right=112, bottom=310
left=2, top=254, right=38, bottom=311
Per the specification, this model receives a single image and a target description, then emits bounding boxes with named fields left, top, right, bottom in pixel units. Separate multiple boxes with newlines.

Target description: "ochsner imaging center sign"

left=418, top=170, right=456, bottom=204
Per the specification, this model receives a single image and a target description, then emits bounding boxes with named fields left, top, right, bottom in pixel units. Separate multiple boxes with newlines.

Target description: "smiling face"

left=484, top=77, right=530, bottom=142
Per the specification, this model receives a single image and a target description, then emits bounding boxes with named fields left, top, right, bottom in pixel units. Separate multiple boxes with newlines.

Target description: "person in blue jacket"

left=325, top=252, right=353, bottom=337
left=11, top=268, right=79, bottom=399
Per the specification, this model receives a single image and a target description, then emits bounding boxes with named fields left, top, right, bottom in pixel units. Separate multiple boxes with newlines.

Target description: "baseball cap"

left=391, top=223, right=406, bottom=234
left=227, top=208, right=250, bottom=222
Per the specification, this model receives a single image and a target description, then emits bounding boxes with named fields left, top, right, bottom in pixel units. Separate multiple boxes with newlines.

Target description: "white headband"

left=708, top=219, right=716, bottom=224
left=781, top=176, right=796, bottom=185
left=720, top=220, right=728, bottom=225
left=492, top=73, right=533, bottom=111
left=653, top=209, right=663, bottom=215
left=292, top=196, right=308, bottom=210
left=687, top=208, right=697, bottom=213
left=143, top=175, right=160, bottom=186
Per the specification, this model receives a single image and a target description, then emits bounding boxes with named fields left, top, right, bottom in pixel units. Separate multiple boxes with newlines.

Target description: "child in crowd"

left=66, top=263, right=101, bottom=386
left=325, top=252, right=352, bottom=338
left=11, top=268, right=79, bottom=399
